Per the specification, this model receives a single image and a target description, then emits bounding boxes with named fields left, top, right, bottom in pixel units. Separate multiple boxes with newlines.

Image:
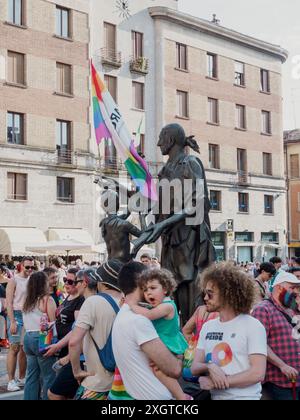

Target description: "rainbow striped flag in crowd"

left=91, top=61, right=157, bottom=201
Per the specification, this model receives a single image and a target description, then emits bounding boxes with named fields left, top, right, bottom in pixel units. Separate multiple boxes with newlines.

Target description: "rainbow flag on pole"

left=91, top=62, right=157, bottom=201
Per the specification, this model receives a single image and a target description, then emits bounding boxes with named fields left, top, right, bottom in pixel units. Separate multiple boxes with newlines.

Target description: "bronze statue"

left=100, top=189, right=142, bottom=263
left=132, top=124, right=215, bottom=323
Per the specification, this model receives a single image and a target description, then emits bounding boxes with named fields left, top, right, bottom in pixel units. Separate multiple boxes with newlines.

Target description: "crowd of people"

left=0, top=253, right=299, bottom=400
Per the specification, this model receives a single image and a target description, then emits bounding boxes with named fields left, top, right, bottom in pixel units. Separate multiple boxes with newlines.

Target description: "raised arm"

left=131, top=303, right=173, bottom=321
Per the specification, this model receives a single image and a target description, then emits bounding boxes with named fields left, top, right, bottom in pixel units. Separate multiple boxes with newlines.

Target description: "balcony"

left=237, top=170, right=249, bottom=185
left=100, top=48, right=122, bottom=68
left=130, top=56, right=149, bottom=75
left=98, top=156, right=163, bottom=178
left=56, top=147, right=77, bottom=166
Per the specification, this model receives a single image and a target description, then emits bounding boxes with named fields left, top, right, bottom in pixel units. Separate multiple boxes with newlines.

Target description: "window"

left=7, top=51, right=25, bottom=85
left=177, top=90, right=189, bottom=118
left=56, top=120, right=71, bottom=163
left=104, top=22, right=116, bottom=52
left=234, top=61, right=245, bottom=86
left=132, top=82, right=144, bottom=110
left=264, top=195, right=274, bottom=214
left=260, top=69, right=270, bottom=93
left=56, top=6, right=70, bottom=38
left=290, top=154, right=299, bottom=178
left=261, top=233, right=278, bottom=243
left=238, top=193, right=249, bottom=213
left=262, top=110, right=271, bottom=134
left=176, top=43, right=187, bottom=70
left=210, top=190, right=221, bottom=211
left=56, top=63, right=72, bottom=95
left=133, top=132, right=145, bottom=156
left=104, top=75, right=117, bottom=102
left=7, top=112, right=24, bottom=144
left=235, top=104, right=246, bottom=129
left=209, top=144, right=220, bottom=169
left=235, top=232, right=253, bottom=242
left=7, top=172, right=27, bottom=200
left=208, top=98, right=219, bottom=124
left=207, top=53, right=217, bottom=78
left=8, top=0, right=23, bottom=25
left=263, top=153, right=272, bottom=176
left=237, top=148, right=247, bottom=173
left=57, top=177, right=74, bottom=203
left=132, top=31, right=143, bottom=59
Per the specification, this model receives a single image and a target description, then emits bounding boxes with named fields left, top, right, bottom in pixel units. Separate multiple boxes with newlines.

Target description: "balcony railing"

left=100, top=48, right=122, bottom=68
left=130, top=56, right=149, bottom=75
left=56, top=148, right=77, bottom=165
left=98, top=157, right=164, bottom=178
left=237, top=170, right=249, bottom=185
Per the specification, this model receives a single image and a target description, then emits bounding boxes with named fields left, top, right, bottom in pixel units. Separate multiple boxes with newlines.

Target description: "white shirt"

left=112, top=304, right=172, bottom=400
left=197, top=314, right=267, bottom=400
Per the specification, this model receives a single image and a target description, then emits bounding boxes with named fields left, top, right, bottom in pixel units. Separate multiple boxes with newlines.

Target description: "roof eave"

left=148, top=7, right=288, bottom=63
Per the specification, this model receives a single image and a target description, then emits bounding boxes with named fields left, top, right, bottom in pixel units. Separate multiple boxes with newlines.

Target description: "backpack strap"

left=97, top=293, right=120, bottom=314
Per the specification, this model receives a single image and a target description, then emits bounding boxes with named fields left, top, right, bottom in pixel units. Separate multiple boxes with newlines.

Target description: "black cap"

left=96, top=259, right=123, bottom=291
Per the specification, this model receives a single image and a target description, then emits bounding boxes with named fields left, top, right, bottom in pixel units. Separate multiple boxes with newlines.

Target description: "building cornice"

left=148, top=7, right=288, bottom=63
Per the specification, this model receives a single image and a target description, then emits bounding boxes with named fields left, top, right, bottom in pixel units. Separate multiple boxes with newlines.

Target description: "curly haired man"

left=191, top=262, right=267, bottom=400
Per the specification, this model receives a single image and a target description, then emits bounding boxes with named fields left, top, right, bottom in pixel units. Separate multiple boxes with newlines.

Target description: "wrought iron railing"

left=56, top=148, right=77, bottom=165
left=237, top=170, right=249, bottom=185
left=100, top=48, right=122, bottom=67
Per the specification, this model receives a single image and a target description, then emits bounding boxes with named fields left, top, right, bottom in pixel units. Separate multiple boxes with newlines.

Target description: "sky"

left=178, top=0, right=300, bottom=130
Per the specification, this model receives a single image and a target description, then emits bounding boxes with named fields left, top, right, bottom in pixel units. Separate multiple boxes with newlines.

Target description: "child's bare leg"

left=153, top=368, right=187, bottom=400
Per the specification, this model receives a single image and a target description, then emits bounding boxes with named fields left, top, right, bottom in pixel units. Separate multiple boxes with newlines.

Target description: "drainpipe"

left=284, top=142, right=290, bottom=258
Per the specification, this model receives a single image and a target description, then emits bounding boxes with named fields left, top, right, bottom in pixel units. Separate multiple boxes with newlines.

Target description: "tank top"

left=13, top=275, right=29, bottom=311
left=23, top=306, right=44, bottom=332
left=152, top=298, right=188, bottom=355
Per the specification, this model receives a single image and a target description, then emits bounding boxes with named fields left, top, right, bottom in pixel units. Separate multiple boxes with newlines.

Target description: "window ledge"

left=211, top=210, right=222, bottom=213
left=261, top=132, right=272, bottom=137
left=131, top=108, right=145, bottom=112
left=235, top=127, right=247, bottom=132
left=5, top=199, right=28, bottom=203
left=207, top=121, right=220, bottom=127
left=54, top=91, right=74, bottom=98
left=206, top=76, right=219, bottom=81
left=4, top=21, right=28, bottom=30
left=260, top=90, right=271, bottom=95
left=263, top=213, right=274, bottom=216
left=5, top=81, right=27, bottom=89
left=53, top=34, right=74, bottom=42
left=237, top=211, right=249, bottom=215
left=174, top=67, right=189, bottom=73
left=54, top=201, right=75, bottom=206
left=234, top=84, right=246, bottom=88
left=176, top=115, right=190, bottom=120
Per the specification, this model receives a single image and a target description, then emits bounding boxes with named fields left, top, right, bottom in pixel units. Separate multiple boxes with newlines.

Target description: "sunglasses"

left=74, top=279, right=84, bottom=286
left=24, top=266, right=34, bottom=270
left=63, top=278, right=76, bottom=286
left=204, top=290, right=215, bottom=300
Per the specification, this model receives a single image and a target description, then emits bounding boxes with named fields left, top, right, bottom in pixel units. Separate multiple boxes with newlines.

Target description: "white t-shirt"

left=112, top=304, right=172, bottom=400
left=197, top=314, right=267, bottom=400
left=76, top=295, right=120, bottom=393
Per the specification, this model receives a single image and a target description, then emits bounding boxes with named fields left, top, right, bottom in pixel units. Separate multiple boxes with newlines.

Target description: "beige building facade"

left=149, top=7, right=288, bottom=262
left=284, top=129, right=300, bottom=257
left=0, top=0, right=96, bottom=257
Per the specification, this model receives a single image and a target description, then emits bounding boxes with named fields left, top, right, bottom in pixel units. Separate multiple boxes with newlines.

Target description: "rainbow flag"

left=91, top=62, right=157, bottom=201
